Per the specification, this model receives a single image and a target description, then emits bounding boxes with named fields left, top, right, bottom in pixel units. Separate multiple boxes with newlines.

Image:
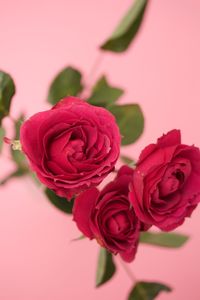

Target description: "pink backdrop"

left=0, top=0, right=200, bottom=299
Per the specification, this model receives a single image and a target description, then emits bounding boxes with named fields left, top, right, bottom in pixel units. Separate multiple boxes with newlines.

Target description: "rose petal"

left=73, top=188, right=99, bottom=238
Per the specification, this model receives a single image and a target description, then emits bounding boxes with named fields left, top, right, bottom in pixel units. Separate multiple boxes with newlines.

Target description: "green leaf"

left=88, top=76, right=123, bottom=107
left=0, top=71, right=16, bottom=124
left=121, top=155, right=135, bottom=165
left=140, top=231, right=189, bottom=248
left=71, top=235, right=85, bottom=242
left=0, top=127, right=5, bottom=153
left=45, top=188, right=74, bottom=214
left=96, top=248, right=116, bottom=287
left=48, top=66, right=83, bottom=105
left=109, top=104, right=144, bottom=145
left=0, top=169, right=27, bottom=185
left=128, top=281, right=172, bottom=300
left=101, top=0, right=148, bottom=53
left=11, top=115, right=28, bottom=171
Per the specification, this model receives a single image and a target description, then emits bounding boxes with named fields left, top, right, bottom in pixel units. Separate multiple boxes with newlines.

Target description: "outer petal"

left=20, top=110, right=51, bottom=165
left=52, top=96, right=89, bottom=110
left=119, top=246, right=138, bottom=263
left=138, top=129, right=181, bottom=164
left=73, top=188, right=99, bottom=238
left=117, top=165, right=134, bottom=178
left=157, top=129, right=181, bottom=148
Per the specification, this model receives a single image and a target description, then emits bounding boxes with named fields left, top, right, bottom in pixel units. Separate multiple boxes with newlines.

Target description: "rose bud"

left=20, top=97, right=120, bottom=199
left=73, top=166, right=140, bottom=262
left=129, top=130, right=200, bottom=231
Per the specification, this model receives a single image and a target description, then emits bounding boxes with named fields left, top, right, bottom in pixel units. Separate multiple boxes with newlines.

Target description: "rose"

left=129, top=130, right=200, bottom=231
left=73, top=166, right=140, bottom=262
left=20, top=97, right=121, bottom=198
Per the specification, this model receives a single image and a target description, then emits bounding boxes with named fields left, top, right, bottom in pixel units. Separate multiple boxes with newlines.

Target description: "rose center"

left=159, top=158, right=191, bottom=197
left=106, top=212, right=129, bottom=235
left=67, top=139, right=85, bottom=160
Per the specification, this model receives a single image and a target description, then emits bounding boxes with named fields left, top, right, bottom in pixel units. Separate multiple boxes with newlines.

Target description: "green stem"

left=119, top=259, right=147, bottom=300
left=80, top=52, right=104, bottom=98
left=119, top=258, right=136, bottom=282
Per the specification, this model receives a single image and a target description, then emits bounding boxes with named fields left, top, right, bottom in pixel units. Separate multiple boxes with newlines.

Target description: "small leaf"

left=88, top=76, right=123, bottom=107
left=121, top=155, right=135, bottom=165
left=11, top=115, right=28, bottom=171
left=48, top=66, right=83, bottom=105
left=96, top=248, right=116, bottom=287
left=0, top=71, right=16, bottom=124
left=109, top=104, right=144, bottom=145
left=71, top=235, right=85, bottom=242
left=128, top=281, right=172, bottom=300
left=0, top=169, right=27, bottom=185
left=101, top=0, right=148, bottom=53
left=0, top=127, right=5, bottom=153
left=140, top=231, right=189, bottom=248
left=45, top=188, right=74, bottom=214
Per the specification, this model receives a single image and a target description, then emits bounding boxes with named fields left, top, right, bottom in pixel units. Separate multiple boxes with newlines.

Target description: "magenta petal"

left=138, top=144, right=157, bottom=164
left=119, top=246, right=138, bottom=262
left=157, top=129, right=181, bottom=148
left=52, top=96, right=88, bottom=110
left=73, top=188, right=99, bottom=238
left=117, top=165, right=134, bottom=178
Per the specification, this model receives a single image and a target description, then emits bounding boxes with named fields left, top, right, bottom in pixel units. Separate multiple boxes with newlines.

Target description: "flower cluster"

left=20, top=97, right=200, bottom=262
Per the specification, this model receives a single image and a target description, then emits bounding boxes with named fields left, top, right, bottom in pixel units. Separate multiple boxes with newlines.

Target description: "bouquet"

left=1, top=1, right=199, bottom=299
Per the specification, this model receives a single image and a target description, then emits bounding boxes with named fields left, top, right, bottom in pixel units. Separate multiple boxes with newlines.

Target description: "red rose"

left=20, top=97, right=120, bottom=198
left=129, top=130, right=200, bottom=231
left=73, top=166, right=140, bottom=262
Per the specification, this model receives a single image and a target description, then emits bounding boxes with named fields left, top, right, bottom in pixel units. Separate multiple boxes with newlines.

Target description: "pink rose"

left=130, top=130, right=200, bottom=231
left=20, top=97, right=120, bottom=198
left=73, top=166, right=140, bottom=262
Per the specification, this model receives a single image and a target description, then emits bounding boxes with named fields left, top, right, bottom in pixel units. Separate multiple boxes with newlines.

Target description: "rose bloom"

left=129, top=130, right=200, bottom=231
left=20, top=97, right=120, bottom=198
left=73, top=166, right=140, bottom=262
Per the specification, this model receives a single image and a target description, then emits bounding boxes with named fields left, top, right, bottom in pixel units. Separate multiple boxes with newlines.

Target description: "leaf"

left=140, top=231, right=189, bottom=248
left=11, top=115, right=28, bottom=171
left=121, top=155, right=135, bottom=165
left=48, top=66, right=83, bottom=105
left=45, top=188, right=74, bottom=214
left=96, top=248, right=116, bottom=287
left=109, top=104, right=144, bottom=145
left=128, top=281, right=172, bottom=300
left=0, top=71, right=16, bottom=124
left=101, top=0, right=148, bottom=53
left=88, top=76, right=123, bottom=107
left=0, top=169, right=27, bottom=185
left=71, top=235, right=85, bottom=242
left=0, top=127, right=5, bottom=153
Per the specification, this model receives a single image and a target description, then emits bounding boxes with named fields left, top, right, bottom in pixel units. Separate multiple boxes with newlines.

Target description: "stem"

left=9, top=115, right=17, bottom=123
left=80, top=52, right=105, bottom=99
left=119, top=258, right=147, bottom=299
left=119, top=258, right=137, bottom=282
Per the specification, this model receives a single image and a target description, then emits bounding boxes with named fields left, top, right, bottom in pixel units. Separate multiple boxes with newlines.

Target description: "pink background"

left=0, top=0, right=200, bottom=299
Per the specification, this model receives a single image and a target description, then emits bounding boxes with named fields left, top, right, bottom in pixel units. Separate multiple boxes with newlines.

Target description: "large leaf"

left=48, top=66, right=83, bottom=105
left=96, top=248, right=116, bottom=287
left=101, top=0, right=148, bottom=53
left=0, top=71, right=16, bottom=124
left=88, top=76, right=123, bottom=107
left=45, top=188, right=74, bottom=214
left=128, top=281, right=172, bottom=300
left=140, top=232, right=189, bottom=248
left=109, top=104, right=144, bottom=145
left=0, top=126, right=5, bottom=153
